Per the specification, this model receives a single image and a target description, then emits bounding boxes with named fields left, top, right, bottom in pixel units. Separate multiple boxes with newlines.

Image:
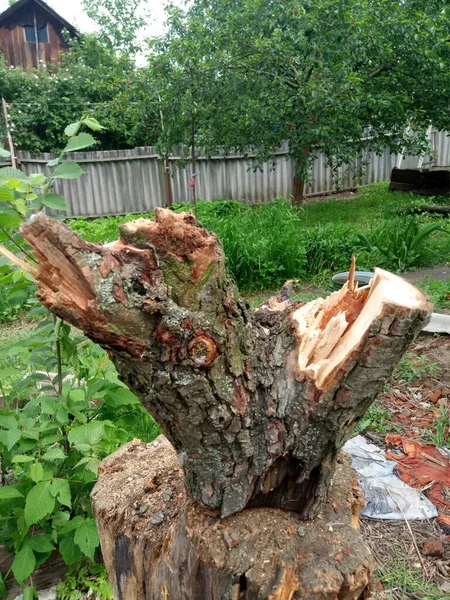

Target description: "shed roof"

left=0, top=0, right=78, bottom=37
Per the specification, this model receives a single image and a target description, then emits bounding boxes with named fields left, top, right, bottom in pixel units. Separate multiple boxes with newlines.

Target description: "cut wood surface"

left=21, top=210, right=431, bottom=520
left=92, top=436, right=373, bottom=600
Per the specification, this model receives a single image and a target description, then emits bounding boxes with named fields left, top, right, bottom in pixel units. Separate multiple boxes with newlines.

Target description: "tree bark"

left=292, top=171, right=305, bottom=206
left=21, top=210, right=431, bottom=520
left=21, top=210, right=432, bottom=599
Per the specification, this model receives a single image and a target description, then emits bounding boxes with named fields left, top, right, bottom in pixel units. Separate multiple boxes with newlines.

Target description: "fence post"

left=2, top=98, right=17, bottom=168
left=164, top=154, right=174, bottom=208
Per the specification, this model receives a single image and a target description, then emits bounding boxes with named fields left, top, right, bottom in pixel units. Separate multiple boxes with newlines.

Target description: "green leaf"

left=42, top=447, right=66, bottom=462
left=64, top=121, right=81, bottom=137
left=29, top=462, right=44, bottom=483
left=46, top=157, right=60, bottom=167
left=52, top=510, right=70, bottom=528
left=24, top=481, right=55, bottom=526
left=30, top=173, right=46, bottom=186
left=75, top=456, right=100, bottom=475
left=74, top=518, right=99, bottom=560
left=50, top=479, right=71, bottom=508
left=0, top=187, right=13, bottom=202
left=0, top=414, right=19, bottom=429
left=59, top=515, right=83, bottom=534
left=0, top=146, right=11, bottom=158
left=51, top=162, right=85, bottom=180
left=0, top=167, right=30, bottom=183
left=40, top=397, right=58, bottom=415
left=105, top=387, right=140, bottom=408
left=23, top=585, right=38, bottom=600
left=0, top=212, right=21, bottom=227
left=64, top=133, right=96, bottom=153
left=83, top=118, right=105, bottom=131
left=59, top=535, right=82, bottom=565
left=30, top=535, right=55, bottom=553
left=3, top=428, right=21, bottom=451
left=41, top=194, right=67, bottom=211
left=68, top=421, right=105, bottom=449
left=0, top=486, right=23, bottom=500
left=12, top=454, right=35, bottom=464
left=0, top=572, right=6, bottom=598
left=55, top=405, right=69, bottom=425
left=12, top=542, right=35, bottom=584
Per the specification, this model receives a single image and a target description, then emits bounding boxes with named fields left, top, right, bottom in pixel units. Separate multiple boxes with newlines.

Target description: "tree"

left=151, top=0, right=450, bottom=203
left=21, top=209, right=431, bottom=598
left=82, top=0, right=150, bottom=54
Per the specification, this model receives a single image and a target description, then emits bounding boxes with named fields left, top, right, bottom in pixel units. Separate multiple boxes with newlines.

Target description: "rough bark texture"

left=92, top=436, right=373, bottom=600
left=21, top=210, right=431, bottom=521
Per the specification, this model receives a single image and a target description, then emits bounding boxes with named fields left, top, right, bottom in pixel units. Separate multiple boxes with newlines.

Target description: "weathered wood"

left=1, top=545, right=67, bottom=599
left=92, top=436, right=373, bottom=600
left=21, top=210, right=431, bottom=521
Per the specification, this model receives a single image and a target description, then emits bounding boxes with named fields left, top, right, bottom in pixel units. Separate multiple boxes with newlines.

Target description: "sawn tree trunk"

left=21, top=210, right=431, bottom=599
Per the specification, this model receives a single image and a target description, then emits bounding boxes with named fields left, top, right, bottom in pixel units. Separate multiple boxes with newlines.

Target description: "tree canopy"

left=151, top=0, right=450, bottom=202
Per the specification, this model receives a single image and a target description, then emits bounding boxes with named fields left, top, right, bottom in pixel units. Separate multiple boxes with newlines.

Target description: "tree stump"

left=92, top=436, right=372, bottom=600
left=21, top=209, right=432, bottom=599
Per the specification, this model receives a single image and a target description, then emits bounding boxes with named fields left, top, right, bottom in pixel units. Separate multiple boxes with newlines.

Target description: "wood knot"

left=188, top=334, right=217, bottom=366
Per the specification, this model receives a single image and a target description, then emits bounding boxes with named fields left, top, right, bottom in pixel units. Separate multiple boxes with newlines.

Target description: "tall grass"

left=67, top=184, right=450, bottom=292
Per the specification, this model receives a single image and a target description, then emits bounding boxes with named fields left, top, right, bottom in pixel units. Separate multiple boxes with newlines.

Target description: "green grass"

left=67, top=182, right=450, bottom=292
left=417, top=277, right=450, bottom=311
left=377, top=560, right=450, bottom=600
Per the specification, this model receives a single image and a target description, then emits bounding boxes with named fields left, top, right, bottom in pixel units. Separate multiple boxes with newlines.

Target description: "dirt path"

left=402, top=264, right=450, bottom=283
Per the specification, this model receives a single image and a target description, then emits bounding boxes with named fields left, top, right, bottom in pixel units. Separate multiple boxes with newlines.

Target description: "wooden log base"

left=92, top=436, right=374, bottom=600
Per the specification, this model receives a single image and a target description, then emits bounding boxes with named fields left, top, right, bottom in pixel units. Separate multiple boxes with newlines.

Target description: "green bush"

left=355, top=217, right=450, bottom=272
left=302, top=223, right=360, bottom=276
left=0, top=318, right=159, bottom=596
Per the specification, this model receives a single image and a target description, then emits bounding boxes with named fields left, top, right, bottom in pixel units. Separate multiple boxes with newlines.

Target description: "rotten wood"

left=21, top=209, right=432, bottom=521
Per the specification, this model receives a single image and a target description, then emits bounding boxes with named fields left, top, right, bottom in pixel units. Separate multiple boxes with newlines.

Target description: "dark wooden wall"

left=0, top=21, right=66, bottom=69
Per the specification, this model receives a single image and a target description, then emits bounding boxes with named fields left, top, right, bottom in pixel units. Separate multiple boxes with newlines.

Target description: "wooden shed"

left=0, top=0, right=78, bottom=70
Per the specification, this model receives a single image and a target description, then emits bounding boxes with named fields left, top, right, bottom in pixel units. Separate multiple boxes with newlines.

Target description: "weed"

left=377, top=559, right=450, bottom=599
left=417, top=277, right=450, bottom=311
left=356, top=402, right=393, bottom=435
left=393, top=352, right=441, bottom=382
left=355, top=217, right=450, bottom=272
left=56, top=563, right=112, bottom=600
left=430, top=404, right=449, bottom=448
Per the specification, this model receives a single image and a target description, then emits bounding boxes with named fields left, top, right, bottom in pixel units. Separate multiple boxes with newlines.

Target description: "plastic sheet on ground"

left=343, top=435, right=438, bottom=520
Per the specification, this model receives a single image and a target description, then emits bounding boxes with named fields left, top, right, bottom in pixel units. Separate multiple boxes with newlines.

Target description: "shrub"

left=355, top=216, right=450, bottom=272
left=302, top=223, right=360, bottom=276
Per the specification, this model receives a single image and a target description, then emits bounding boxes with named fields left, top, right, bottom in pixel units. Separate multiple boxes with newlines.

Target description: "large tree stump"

left=92, top=436, right=372, bottom=600
left=21, top=209, right=431, bottom=599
